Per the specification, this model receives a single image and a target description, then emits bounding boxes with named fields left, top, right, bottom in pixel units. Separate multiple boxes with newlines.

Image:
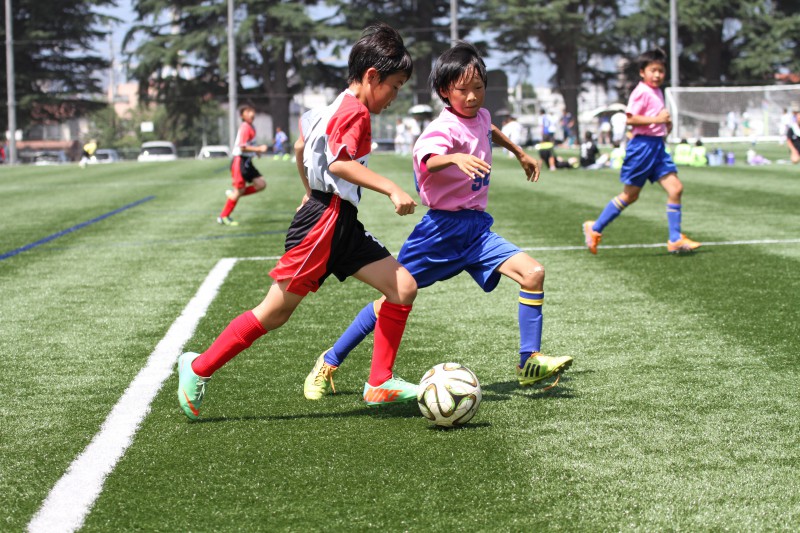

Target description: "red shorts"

left=269, top=191, right=391, bottom=296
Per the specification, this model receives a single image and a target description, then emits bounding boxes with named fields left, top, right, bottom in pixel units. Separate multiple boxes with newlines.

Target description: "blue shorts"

left=397, top=209, right=521, bottom=292
left=620, top=135, right=677, bottom=187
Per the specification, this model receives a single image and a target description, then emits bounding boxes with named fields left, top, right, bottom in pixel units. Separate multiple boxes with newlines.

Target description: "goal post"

left=665, top=84, right=800, bottom=143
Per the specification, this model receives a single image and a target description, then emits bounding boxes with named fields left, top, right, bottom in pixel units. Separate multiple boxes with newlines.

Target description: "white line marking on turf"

left=520, top=237, right=800, bottom=252
left=27, top=258, right=239, bottom=533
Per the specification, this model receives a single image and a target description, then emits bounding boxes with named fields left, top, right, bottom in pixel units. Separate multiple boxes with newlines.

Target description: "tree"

left=617, top=0, right=800, bottom=86
left=325, top=0, right=480, bottom=107
left=125, top=0, right=335, bottom=146
left=477, top=0, right=621, bottom=140
left=0, top=0, right=115, bottom=134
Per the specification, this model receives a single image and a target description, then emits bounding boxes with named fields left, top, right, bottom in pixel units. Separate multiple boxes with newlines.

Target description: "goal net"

left=665, top=84, right=800, bottom=143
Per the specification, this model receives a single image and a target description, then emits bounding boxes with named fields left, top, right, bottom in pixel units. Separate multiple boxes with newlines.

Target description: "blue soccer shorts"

left=620, top=135, right=677, bottom=188
left=397, top=209, right=521, bottom=292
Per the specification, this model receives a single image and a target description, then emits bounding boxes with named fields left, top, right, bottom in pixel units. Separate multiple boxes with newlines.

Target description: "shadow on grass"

left=482, top=377, right=576, bottom=400
left=422, top=421, right=492, bottom=431
left=191, top=400, right=421, bottom=424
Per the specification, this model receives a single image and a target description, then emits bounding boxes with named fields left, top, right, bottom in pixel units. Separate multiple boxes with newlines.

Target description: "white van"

left=138, top=141, right=178, bottom=162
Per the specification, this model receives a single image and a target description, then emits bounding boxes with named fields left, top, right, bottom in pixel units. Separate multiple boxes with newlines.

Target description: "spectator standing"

left=273, top=127, right=290, bottom=160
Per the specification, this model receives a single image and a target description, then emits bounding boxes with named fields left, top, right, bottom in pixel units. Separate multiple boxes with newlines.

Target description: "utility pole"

left=5, top=0, right=17, bottom=165
left=450, top=0, right=458, bottom=45
left=670, top=0, right=678, bottom=89
left=228, top=0, right=237, bottom=151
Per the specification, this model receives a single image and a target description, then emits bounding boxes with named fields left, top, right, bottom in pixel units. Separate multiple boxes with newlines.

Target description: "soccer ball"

left=417, top=363, right=482, bottom=428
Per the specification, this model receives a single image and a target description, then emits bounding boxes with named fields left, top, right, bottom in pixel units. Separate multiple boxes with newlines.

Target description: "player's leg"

left=178, top=281, right=304, bottom=419
left=659, top=173, right=700, bottom=253
left=219, top=157, right=245, bottom=225
left=583, top=183, right=640, bottom=254
left=788, top=138, right=800, bottom=164
left=584, top=136, right=655, bottom=253
left=352, top=256, right=418, bottom=405
left=303, top=298, right=381, bottom=399
left=497, top=253, right=572, bottom=386
left=245, top=176, right=267, bottom=195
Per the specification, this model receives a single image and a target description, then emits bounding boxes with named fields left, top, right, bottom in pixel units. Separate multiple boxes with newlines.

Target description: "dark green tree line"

left=0, top=0, right=115, bottom=134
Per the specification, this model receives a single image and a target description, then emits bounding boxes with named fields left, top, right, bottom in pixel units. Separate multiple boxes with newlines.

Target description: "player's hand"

left=656, top=109, right=672, bottom=124
left=517, top=152, right=540, bottom=182
left=451, top=153, right=491, bottom=180
left=296, top=193, right=310, bottom=212
left=389, top=188, right=417, bottom=216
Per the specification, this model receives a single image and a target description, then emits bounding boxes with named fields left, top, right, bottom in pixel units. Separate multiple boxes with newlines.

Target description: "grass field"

left=2, top=145, right=799, bottom=532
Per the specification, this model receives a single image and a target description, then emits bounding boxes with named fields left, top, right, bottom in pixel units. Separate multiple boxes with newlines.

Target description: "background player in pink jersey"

left=178, top=23, right=419, bottom=419
left=217, top=105, right=268, bottom=226
left=583, top=48, right=701, bottom=254
left=304, top=42, right=573, bottom=400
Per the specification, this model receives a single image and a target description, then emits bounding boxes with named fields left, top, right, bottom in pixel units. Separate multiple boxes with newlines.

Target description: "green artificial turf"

left=1, top=151, right=798, bottom=531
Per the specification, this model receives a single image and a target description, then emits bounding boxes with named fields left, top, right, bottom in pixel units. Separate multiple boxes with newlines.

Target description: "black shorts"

left=231, top=156, right=262, bottom=188
left=270, top=191, right=391, bottom=295
left=790, top=135, right=800, bottom=153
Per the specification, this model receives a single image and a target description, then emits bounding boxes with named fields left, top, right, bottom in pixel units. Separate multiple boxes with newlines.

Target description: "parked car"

left=89, top=149, right=121, bottom=164
left=137, top=141, right=178, bottom=162
left=197, top=145, right=231, bottom=159
left=31, top=150, right=70, bottom=165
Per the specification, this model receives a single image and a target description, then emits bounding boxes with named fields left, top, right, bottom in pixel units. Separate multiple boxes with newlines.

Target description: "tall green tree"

left=325, top=0, right=479, bottom=107
left=125, top=0, right=335, bottom=146
left=617, top=0, right=800, bottom=86
left=0, top=0, right=114, bottom=134
left=477, top=0, right=621, bottom=139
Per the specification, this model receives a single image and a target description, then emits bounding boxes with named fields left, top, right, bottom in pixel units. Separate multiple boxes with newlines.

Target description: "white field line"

left=520, top=237, right=800, bottom=252
left=28, top=258, right=239, bottom=533
left=26, top=237, right=799, bottom=531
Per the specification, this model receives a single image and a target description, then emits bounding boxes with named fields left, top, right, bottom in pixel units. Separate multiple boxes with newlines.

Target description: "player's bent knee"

left=521, top=265, right=545, bottom=291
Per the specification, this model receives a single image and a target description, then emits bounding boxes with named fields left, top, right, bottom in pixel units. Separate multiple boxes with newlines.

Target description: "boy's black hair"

left=430, top=41, right=488, bottom=105
left=638, top=47, right=667, bottom=71
left=347, top=22, right=413, bottom=84
left=239, top=104, right=255, bottom=117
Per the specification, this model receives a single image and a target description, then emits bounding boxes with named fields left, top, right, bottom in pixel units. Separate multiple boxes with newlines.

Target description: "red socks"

left=219, top=187, right=258, bottom=217
left=368, top=301, right=412, bottom=386
left=192, top=311, right=267, bottom=377
left=220, top=198, right=237, bottom=218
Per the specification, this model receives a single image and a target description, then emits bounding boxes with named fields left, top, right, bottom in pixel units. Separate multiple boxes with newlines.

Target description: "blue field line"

left=0, top=196, right=156, bottom=262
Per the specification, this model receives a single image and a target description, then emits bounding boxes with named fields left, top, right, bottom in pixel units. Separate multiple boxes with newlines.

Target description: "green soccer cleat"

left=517, top=353, right=573, bottom=387
left=217, top=216, right=239, bottom=226
left=177, top=352, right=210, bottom=420
left=363, top=376, right=419, bottom=406
left=303, top=351, right=337, bottom=400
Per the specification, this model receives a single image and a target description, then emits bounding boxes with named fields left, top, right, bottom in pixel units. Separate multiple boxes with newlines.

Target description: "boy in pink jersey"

left=178, top=23, right=420, bottom=419
left=304, top=42, right=573, bottom=400
left=583, top=48, right=701, bottom=254
left=217, top=105, right=269, bottom=226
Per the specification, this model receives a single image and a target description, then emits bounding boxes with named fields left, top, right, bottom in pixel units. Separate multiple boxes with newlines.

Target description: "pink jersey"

left=627, top=81, right=668, bottom=137
left=413, top=107, right=492, bottom=212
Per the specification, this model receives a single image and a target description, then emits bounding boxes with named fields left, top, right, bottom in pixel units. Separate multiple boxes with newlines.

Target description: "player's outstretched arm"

left=491, top=124, right=539, bottom=182
left=329, top=157, right=417, bottom=215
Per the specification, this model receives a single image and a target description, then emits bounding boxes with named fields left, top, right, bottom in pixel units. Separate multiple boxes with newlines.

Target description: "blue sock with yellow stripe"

left=667, top=203, right=682, bottom=242
left=325, top=302, right=377, bottom=367
left=593, top=194, right=629, bottom=232
left=518, top=290, right=543, bottom=366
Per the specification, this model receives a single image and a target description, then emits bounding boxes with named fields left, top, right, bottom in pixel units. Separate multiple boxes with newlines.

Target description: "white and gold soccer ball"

left=417, top=363, right=482, bottom=428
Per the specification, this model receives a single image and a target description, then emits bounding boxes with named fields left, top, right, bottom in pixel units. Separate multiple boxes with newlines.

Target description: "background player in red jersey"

left=217, top=105, right=268, bottom=226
